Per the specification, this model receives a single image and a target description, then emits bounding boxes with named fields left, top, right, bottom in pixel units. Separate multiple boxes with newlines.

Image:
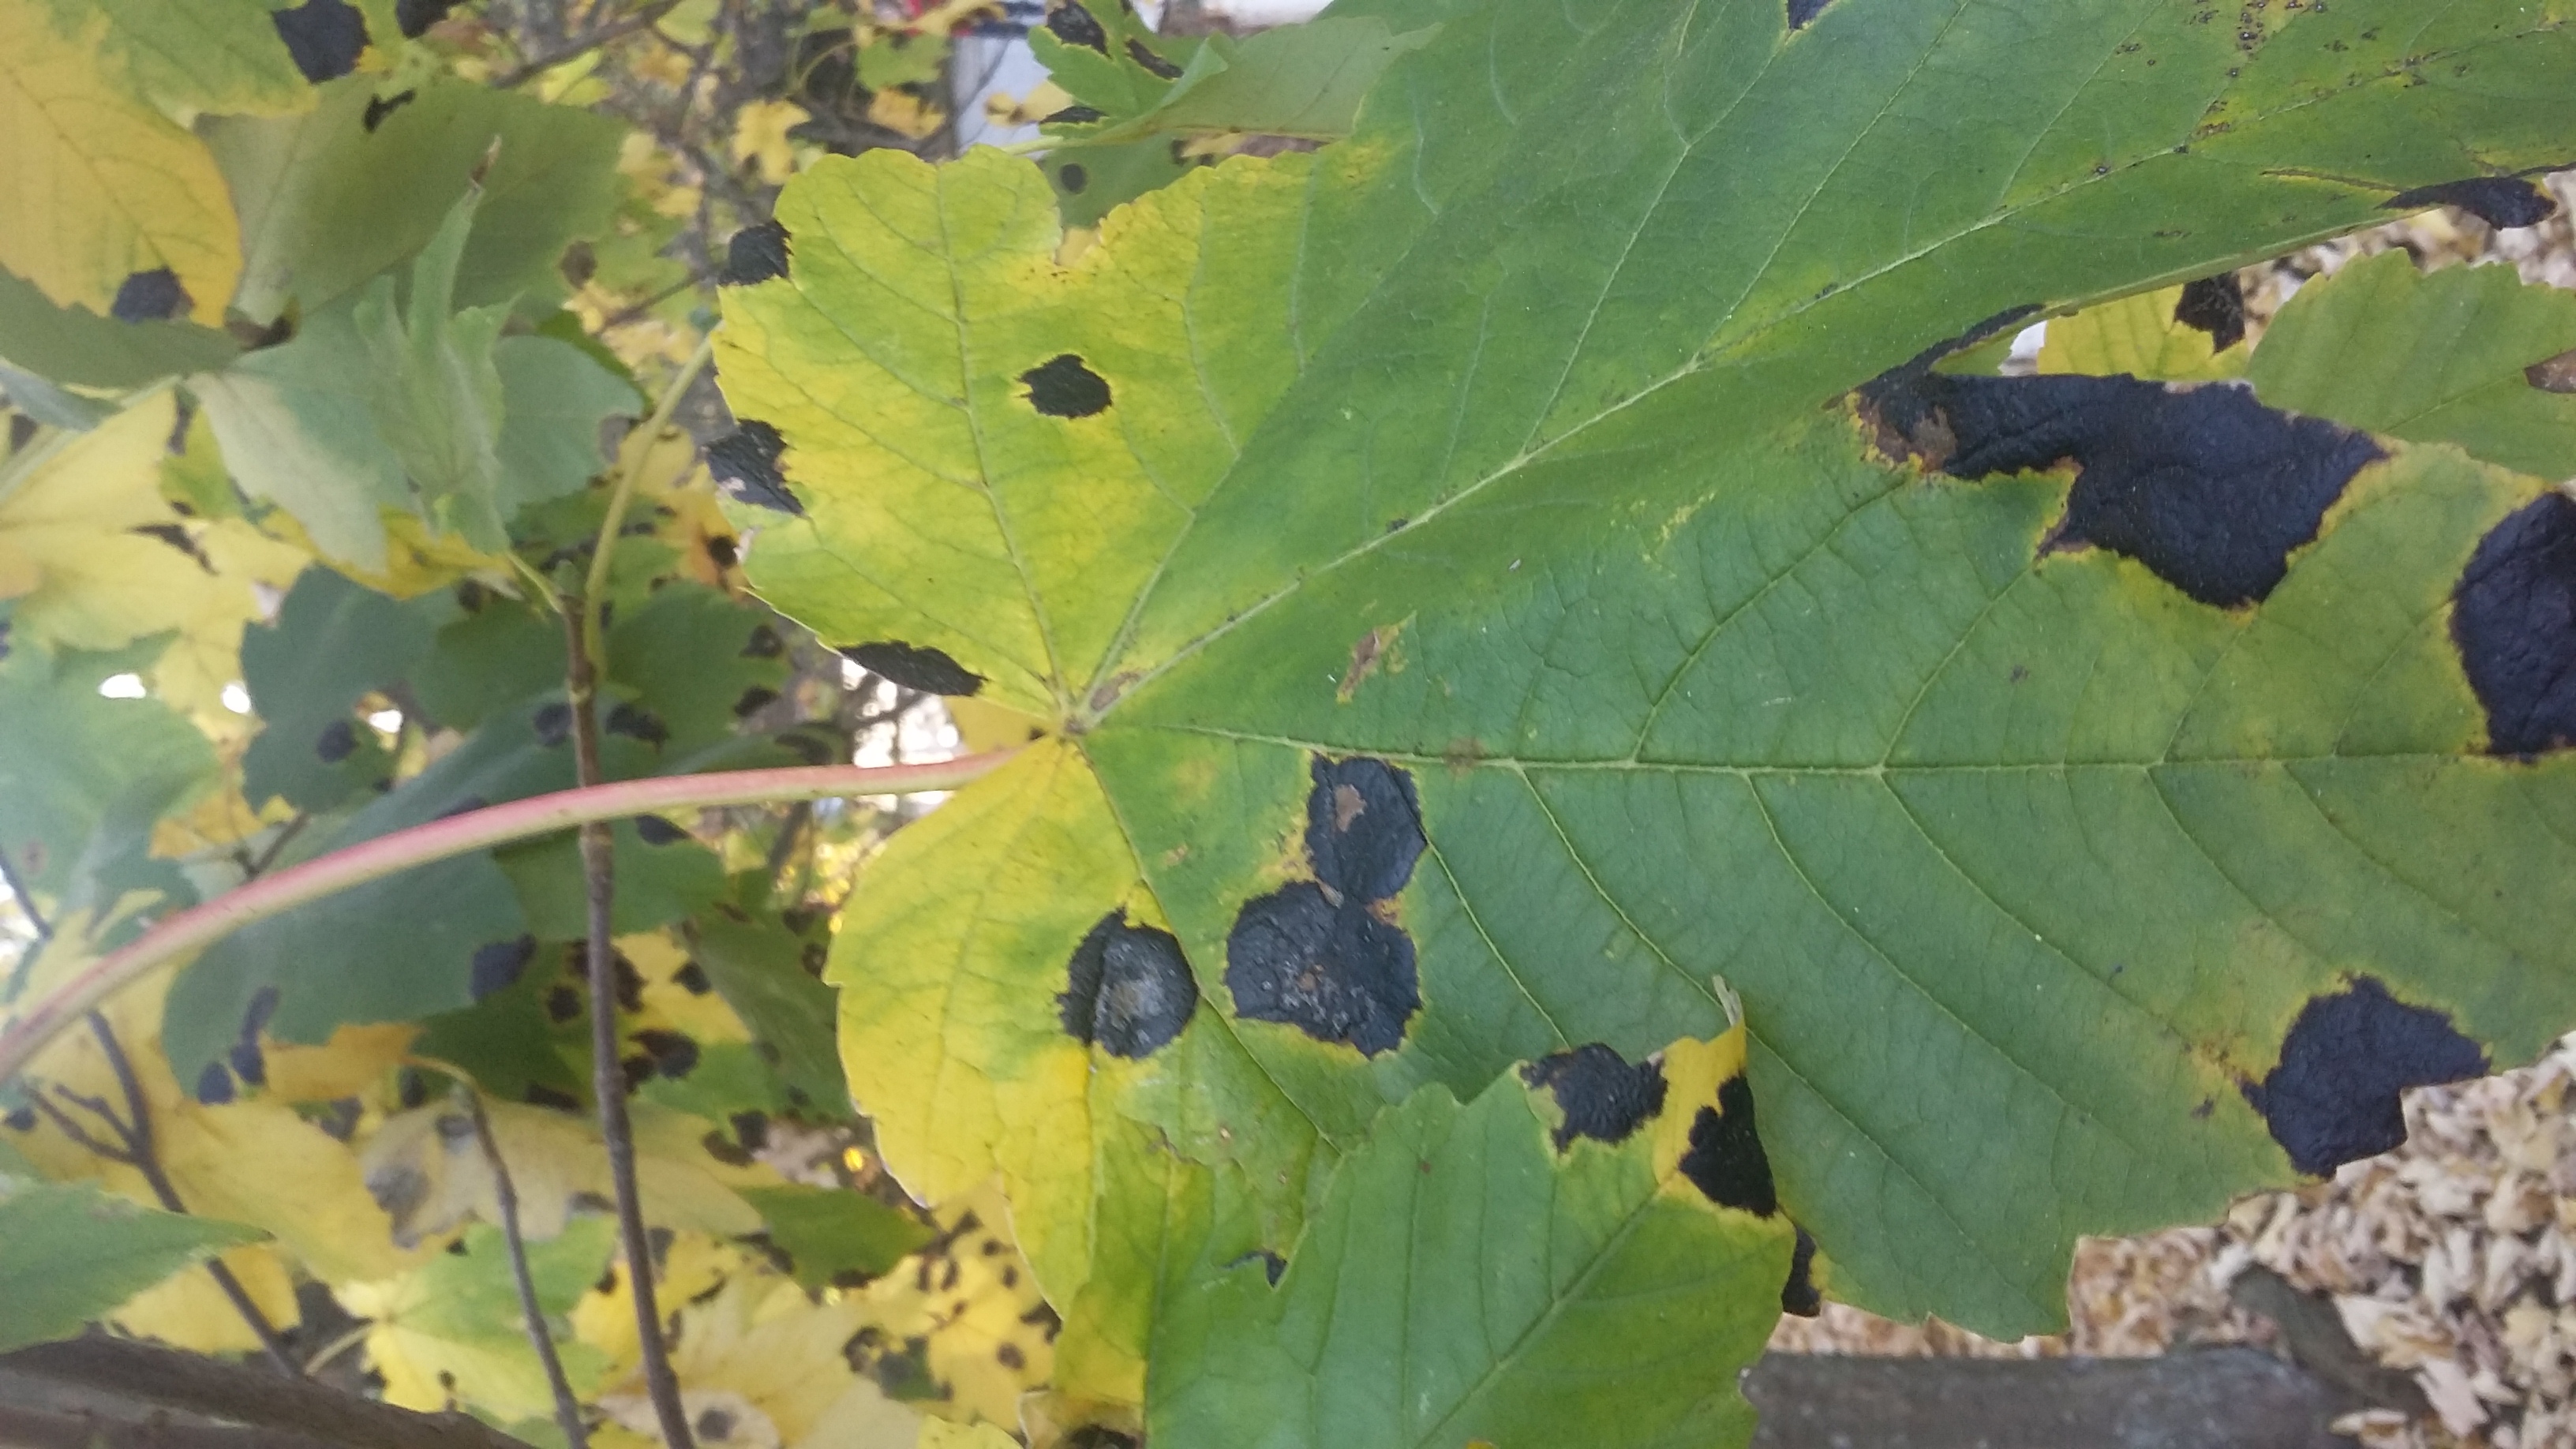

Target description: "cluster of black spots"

left=270, top=0, right=367, bottom=83
left=1786, top=0, right=1833, bottom=28
left=315, top=716, right=360, bottom=763
left=841, top=640, right=985, bottom=697
left=1522, top=1043, right=1668, bottom=1151
left=1781, top=1226, right=1822, bottom=1316
left=721, top=220, right=792, bottom=286
left=1046, top=104, right=1106, bottom=125
left=394, top=0, right=456, bottom=38
left=706, top=421, right=803, bottom=515
left=2451, top=492, right=2576, bottom=757
left=470, top=936, right=538, bottom=1000
left=1859, top=366, right=2381, bottom=608
left=1057, top=911, right=1200, bottom=1058
left=1020, top=354, right=1114, bottom=418
left=2386, top=176, right=2559, bottom=230
left=1679, top=1076, right=1778, bottom=1217
left=2174, top=272, right=2248, bottom=352
left=631, top=1028, right=701, bottom=1081
left=1126, top=37, right=1183, bottom=79
left=634, top=814, right=689, bottom=846
left=1223, top=757, right=1426, bottom=1057
left=110, top=269, right=188, bottom=324
left=2242, top=977, right=2488, bottom=1176
left=1046, top=1, right=1109, bottom=51
left=198, top=987, right=283, bottom=1104
left=364, top=89, right=417, bottom=133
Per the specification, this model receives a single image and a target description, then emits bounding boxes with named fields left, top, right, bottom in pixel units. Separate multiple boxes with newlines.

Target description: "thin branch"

left=586, top=332, right=718, bottom=680
left=0, top=1402, right=345, bottom=1449
left=0, top=751, right=1017, bottom=1088
left=489, top=0, right=688, bottom=87
left=0, top=1337, right=534, bottom=1449
left=242, top=814, right=312, bottom=881
left=465, top=1093, right=590, bottom=1449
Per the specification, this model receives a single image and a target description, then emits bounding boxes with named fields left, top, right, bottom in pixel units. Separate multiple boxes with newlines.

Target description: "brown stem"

left=0, top=1338, right=532, bottom=1449
left=0, top=1401, right=344, bottom=1449
left=466, top=1094, right=590, bottom=1449
left=560, top=608, right=694, bottom=1449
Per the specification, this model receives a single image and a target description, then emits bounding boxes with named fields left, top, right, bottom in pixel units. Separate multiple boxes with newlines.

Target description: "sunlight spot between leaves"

left=95, top=672, right=147, bottom=699
left=220, top=682, right=253, bottom=714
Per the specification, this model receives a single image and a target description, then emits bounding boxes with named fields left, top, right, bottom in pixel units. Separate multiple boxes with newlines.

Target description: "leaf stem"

left=466, top=1091, right=590, bottom=1449
left=0, top=752, right=1015, bottom=1088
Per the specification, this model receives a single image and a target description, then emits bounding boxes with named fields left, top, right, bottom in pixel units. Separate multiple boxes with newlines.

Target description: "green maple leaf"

left=715, top=0, right=2576, bottom=1436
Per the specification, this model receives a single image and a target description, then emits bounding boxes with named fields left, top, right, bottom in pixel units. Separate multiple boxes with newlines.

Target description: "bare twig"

left=465, top=1093, right=590, bottom=1449
left=489, top=0, right=688, bottom=87
left=242, top=814, right=312, bottom=881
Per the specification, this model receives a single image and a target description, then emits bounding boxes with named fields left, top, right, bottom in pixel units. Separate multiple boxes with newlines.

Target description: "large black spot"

left=2386, top=177, right=2559, bottom=230
left=1046, top=2, right=1108, bottom=52
left=394, top=0, right=456, bottom=37
left=722, top=220, right=792, bottom=286
left=471, top=936, right=538, bottom=999
left=1304, top=756, right=1425, bottom=904
left=2243, top=977, right=2487, bottom=1176
left=2452, top=492, right=2576, bottom=757
left=1057, top=911, right=1199, bottom=1058
left=1522, top=1043, right=1667, bottom=1151
left=1126, top=37, right=1182, bottom=79
left=271, top=0, right=368, bottom=83
left=1224, top=881, right=1419, bottom=1057
left=635, top=814, right=689, bottom=845
left=1678, top=1076, right=1777, bottom=1216
left=1780, top=1226, right=1822, bottom=1316
left=841, top=640, right=984, bottom=697
left=2174, top=272, right=2247, bottom=353
left=706, top=421, right=803, bottom=515
left=110, top=270, right=188, bottom=324
left=1786, top=0, right=1833, bottom=27
left=1859, top=369, right=2380, bottom=608
left=1020, top=354, right=1113, bottom=419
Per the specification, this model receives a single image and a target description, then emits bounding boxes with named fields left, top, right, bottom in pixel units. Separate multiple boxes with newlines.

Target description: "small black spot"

left=620, top=1055, right=656, bottom=1095
left=732, top=684, right=780, bottom=719
left=524, top=1083, right=582, bottom=1112
left=9, top=417, right=36, bottom=452
left=1522, top=1043, right=1668, bottom=1151
left=455, top=578, right=489, bottom=612
left=111, top=270, right=188, bottom=324
left=675, top=961, right=713, bottom=994
left=1058, top=163, right=1090, bottom=195
left=1780, top=1226, right=1822, bottom=1316
left=706, top=534, right=739, bottom=569
left=545, top=984, right=583, bottom=1023
left=2452, top=492, right=2576, bottom=757
left=532, top=702, right=573, bottom=747
left=730, top=1110, right=769, bottom=1153
left=270, top=0, right=367, bottom=83
left=396, top=1066, right=429, bottom=1110
left=1046, top=2, right=1108, bottom=51
left=634, top=815, right=688, bottom=846
left=1126, top=37, right=1183, bottom=78
left=695, top=1409, right=736, bottom=1442
left=1224, top=881, right=1419, bottom=1056
left=1046, top=105, right=1106, bottom=125
left=841, top=640, right=984, bottom=696
left=1058, top=911, right=1200, bottom=1058
left=605, top=702, right=668, bottom=746
left=1020, top=354, right=1113, bottom=419
left=1678, top=1077, right=1777, bottom=1216
left=741, top=623, right=782, bottom=658
left=471, top=936, right=537, bottom=999
left=1787, top=0, right=1833, bottom=27
left=2242, top=976, right=2488, bottom=1175
left=799, top=942, right=828, bottom=978
left=613, top=953, right=646, bottom=1013
left=2386, top=176, right=2559, bottom=230
left=4, top=1106, right=36, bottom=1133
left=195, top=1061, right=237, bottom=1105
left=312, top=1097, right=361, bottom=1140
left=315, top=717, right=360, bottom=764
left=362, top=88, right=416, bottom=132
left=1225, top=1248, right=1287, bottom=1286
left=1859, top=369, right=2380, bottom=608
left=2174, top=272, right=2247, bottom=352
left=393, top=0, right=455, bottom=37
left=721, top=220, right=792, bottom=286
left=774, top=729, right=835, bottom=766
left=994, top=1342, right=1025, bottom=1371
left=1304, top=756, right=1425, bottom=904
left=706, top=421, right=803, bottom=515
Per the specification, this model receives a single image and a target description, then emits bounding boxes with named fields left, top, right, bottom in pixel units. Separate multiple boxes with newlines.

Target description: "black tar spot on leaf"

left=732, top=684, right=780, bottom=719
left=1062, top=1430, right=1140, bottom=1449
left=2242, top=976, right=2488, bottom=1176
left=605, top=702, right=668, bottom=746
left=271, top=0, right=367, bottom=83
left=1787, top=0, right=1833, bottom=28
left=1859, top=369, right=2380, bottom=607
left=2387, top=177, right=2559, bottom=230
left=315, top=717, right=359, bottom=764
left=1046, top=2, right=1108, bottom=51
left=635, top=815, right=688, bottom=846
left=633, top=1028, right=700, bottom=1079
left=110, top=270, right=188, bottom=324
left=394, top=0, right=455, bottom=38
left=471, top=936, right=537, bottom=999
left=532, top=702, right=573, bottom=747
left=2452, top=492, right=2576, bottom=757
left=2174, top=272, right=2248, bottom=353
left=675, top=961, right=713, bottom=994
left=1046, top=105, right=1105, bottom=125
left=363, top=89, right=417, bottom=133
left=545, top=984, right=582, bottom=1024
left=1058, top=911, right=1199, bottom=1058
left=1225, top=880, right=1419, bottom=1056
left=1781, top=1226, right=1822, bottom=1316
left=742, top=623, right=783, bottom=658
left=1304, top=756, right=1425, bottom=904
left=1126, top=37, right=1183, bottom=78
left=195, top=1061, right=237, bottom=1105
left=1522, top=1043, right=1668, bottom=1151
left=1057, top=162, right=1090, bottom=195
left=226, top=987, right=279, bottom=1090
left=1226, top=1248, right=1286, bottom=1285
left=1021, top=354, right=1113, bottom=418
left=841, top=640, right=984, bottom=696
left=721, top=220, right=792, bottom=286
left=1679, top=1076, right=1778, bottom=1216
left=706, top=421, right=803, bottom=515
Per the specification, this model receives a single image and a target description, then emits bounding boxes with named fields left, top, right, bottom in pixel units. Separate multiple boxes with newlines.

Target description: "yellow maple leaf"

left=732, top=99, right=811, bottom=185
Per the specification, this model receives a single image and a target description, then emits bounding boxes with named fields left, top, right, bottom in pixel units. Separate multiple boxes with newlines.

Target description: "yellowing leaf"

left=2039, top=283, right=2247, bottom=382
left=866, top=88, right=940, bottom=141
left=45, top=0, right=316, bottom=115
left=732, top=99, right=810, bottom=186
left=360, top=1099, right=762, bottom=1248
left=0, top=0, right=240, bottom=323
left=340, top=1218, right=614, bottom=1417
left=111, top=1243, right=300, bottom=1354
left=841, top=1181, right=1054, bottom=1428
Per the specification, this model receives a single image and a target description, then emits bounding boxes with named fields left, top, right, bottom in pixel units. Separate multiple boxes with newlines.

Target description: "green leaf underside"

left=0, top=1174, right=266, bottom=1354
left=721, top=0, right=2576, bottom=1357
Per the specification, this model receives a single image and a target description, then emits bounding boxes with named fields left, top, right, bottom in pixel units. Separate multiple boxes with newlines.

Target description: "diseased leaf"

left=740, top=1184, right=933, bottom=1291
left=2039, top=283, right=2247, bottom=383
left=721, top=0, right=2576, bottom=1352
left=0, top=1172, right=265, bottom=1353
left=492, top=335, right=642, bottom=515
left=34, top=0, right=315, bottom=114
left=687, top=897, right=846, bottom=1118
left=240, top=567, right=450, bottom=812
left=339, top=1217, right=615, bottom=1419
